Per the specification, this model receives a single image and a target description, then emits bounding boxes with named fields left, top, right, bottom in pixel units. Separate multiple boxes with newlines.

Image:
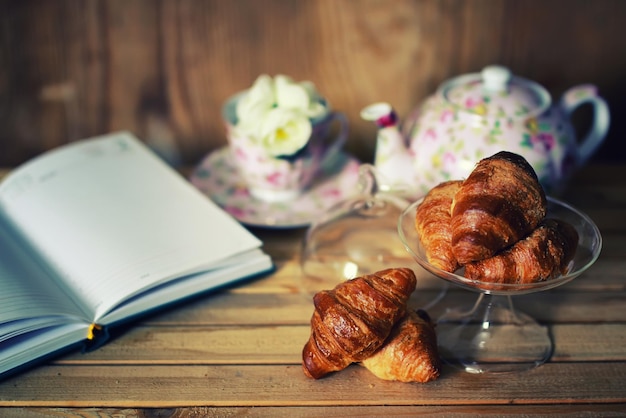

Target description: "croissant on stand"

left=415, top=151, right=579, bottom=285
left=450, top=151, right=547, bottom=265
left=302, top=267, right=441, bottom=383
left=415, top=180, right=462, bottom=273
left=464, top=218, right=579, bottom=284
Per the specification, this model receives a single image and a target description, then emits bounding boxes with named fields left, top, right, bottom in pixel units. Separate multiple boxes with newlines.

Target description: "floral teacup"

left=223, top=75, right=348, bottom=202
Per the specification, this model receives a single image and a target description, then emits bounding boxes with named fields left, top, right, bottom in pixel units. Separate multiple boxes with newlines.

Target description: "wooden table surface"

left=1, top=164, right=625, bottom=417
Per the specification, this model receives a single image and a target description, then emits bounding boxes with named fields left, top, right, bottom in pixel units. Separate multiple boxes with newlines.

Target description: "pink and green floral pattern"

left=368, top=66, right=609, bottom=196
left=190, top=147, right=361, bottom=228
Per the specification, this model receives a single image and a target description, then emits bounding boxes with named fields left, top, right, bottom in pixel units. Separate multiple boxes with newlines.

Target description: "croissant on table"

left=302, top=267, right=417, bottom=379
left=451, top=151, right=547, bottom=264
left=464, top=218, right=579, bottom=284
left=415, top=180, right=462, bottom=273
left=361, top=309, right=441, bottom=383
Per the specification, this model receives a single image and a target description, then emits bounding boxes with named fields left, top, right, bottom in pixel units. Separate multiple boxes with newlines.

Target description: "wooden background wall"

left=1, top=0, right=625, bottom=168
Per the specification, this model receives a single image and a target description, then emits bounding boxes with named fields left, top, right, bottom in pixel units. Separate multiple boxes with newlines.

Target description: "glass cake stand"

left=397, top=196, right=602, bottom=373
left=300, top=164, right=448, bottom=308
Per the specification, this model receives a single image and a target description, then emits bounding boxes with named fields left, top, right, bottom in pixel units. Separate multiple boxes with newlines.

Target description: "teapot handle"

left=560, top=85, right=610, bottom=164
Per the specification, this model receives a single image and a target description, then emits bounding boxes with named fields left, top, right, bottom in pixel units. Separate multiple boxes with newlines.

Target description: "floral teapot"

left=361, top=65, right=610, bottom=197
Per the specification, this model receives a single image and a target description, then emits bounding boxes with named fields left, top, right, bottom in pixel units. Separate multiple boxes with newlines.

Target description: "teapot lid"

left=440, top=65, right=551, bottom=119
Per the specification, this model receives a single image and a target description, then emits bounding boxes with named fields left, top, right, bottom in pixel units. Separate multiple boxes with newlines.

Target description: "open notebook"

left=0, top=131, right=273, bottom=379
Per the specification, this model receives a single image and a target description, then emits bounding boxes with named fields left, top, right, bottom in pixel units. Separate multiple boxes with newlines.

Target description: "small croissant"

left=415, top=180, right=462, bottom=272
left=302, top=268, right=417, bottom=379
left=361, top=309, right=441, bottom=383
left=451, top=151, right=547, bottom=264
left=464, top=218, right=579, bottom=284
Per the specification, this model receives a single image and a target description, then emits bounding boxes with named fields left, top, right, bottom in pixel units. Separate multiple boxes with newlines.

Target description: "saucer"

left=190, top=147, right=362, bottom=228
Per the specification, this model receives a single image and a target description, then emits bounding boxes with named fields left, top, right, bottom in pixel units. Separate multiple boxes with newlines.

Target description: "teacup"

left=222, top=94, right=348, bottom=202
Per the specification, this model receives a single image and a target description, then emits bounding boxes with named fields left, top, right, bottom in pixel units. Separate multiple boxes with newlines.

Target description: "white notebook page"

left=0, top=133, right=264, bottom=320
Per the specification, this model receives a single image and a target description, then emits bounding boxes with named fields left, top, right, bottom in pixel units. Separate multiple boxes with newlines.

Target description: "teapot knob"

left=482, top=65, right=511, bottom=93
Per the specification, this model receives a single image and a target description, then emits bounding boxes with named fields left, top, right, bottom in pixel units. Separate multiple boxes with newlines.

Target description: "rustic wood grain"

left=1, top=0, right=625, bottom=166
left=116, top=287, right=625, bottom=327
left=50, top=322, right=626, bottom=365
left=0, top=158, right=625, bottom=413
left=5, top=405, right=626, bottom=417
left=1, top=363, right=625, bottom=407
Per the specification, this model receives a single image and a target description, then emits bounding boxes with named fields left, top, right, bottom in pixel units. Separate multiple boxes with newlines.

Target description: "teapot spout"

left=361, top=102, right=399, bottom=128
left=361, top=103, right=414, bottom=193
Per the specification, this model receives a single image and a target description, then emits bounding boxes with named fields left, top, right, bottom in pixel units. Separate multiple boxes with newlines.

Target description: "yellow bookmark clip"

left=87, top=323, right=103, bottom=341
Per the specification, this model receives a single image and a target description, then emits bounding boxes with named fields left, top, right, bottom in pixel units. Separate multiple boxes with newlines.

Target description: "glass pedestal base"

left=437, top=294, right=552, bottom=373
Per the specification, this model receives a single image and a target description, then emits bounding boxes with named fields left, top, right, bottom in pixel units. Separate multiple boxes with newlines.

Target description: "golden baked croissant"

left=302, top=267, right=417, bottom=379
left=464, top=218, right=579, bottom=284
left=415, top=180, right=462, bottom=272
left=361, top=309, right=441, bottom=383
left=451, top=151, right=547, bottom=264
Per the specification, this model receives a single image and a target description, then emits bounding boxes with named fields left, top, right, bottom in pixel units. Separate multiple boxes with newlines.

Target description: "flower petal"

left=234, top=74, right=328, bottom=155
left=260, top=108, right=312, bottom=156
left=236, top=74, right=275, bottom=122
left=275, top=75, right=311, bottom=111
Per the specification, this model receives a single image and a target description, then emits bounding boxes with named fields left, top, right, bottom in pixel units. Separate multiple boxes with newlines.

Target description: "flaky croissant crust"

left=361, top=309, right=441, bottom=383
left=451, top=151, right=547, bottom=264
left=415, top=151, right=579, bottom=285
left=302, top=267, right=417, bottom=379
left=415, top=180, right=462, bottom=273
left=464, top=218, right=579, bottom=284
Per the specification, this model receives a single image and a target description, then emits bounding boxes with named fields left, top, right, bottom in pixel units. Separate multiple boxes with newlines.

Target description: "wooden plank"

left=1, top=362, right=625, bottom=407
left=592, top=232, right=626, bottom=257
left=563, top=260, right=626, bottom=291
left=61, top=325, right=310, bottom=365
left=568, top=164, right=626, bottom=186
left=551, top=324, right=626, bottom=361
left=188, top=255, right=623, bottom=307
left=7, top=404, right=626, bottom=417
left=104, top=0, right=163, bottom=139
left=142, top=292, right=315, bottom=325
left=54, top=323, right=626, bottom=365
left=570, top=211, right=626, bottom=233
left=228, top=257, right=625, bottom=296
left=139, top=289, right=626, bottom=326
left=424, top=290, right=626, bottom=324
left=562, top=184, right=626, bottom=209
left=2, top=1, right=626, bottom=167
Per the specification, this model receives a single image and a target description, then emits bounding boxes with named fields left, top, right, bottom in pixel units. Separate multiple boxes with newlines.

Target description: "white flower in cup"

left=235, top=74, right=328, bottom=157
left=258, top=107, right=312, bottom=156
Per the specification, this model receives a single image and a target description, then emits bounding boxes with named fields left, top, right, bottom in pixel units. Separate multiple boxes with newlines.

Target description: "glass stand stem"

left=437, top=293, right=553, bottom=373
